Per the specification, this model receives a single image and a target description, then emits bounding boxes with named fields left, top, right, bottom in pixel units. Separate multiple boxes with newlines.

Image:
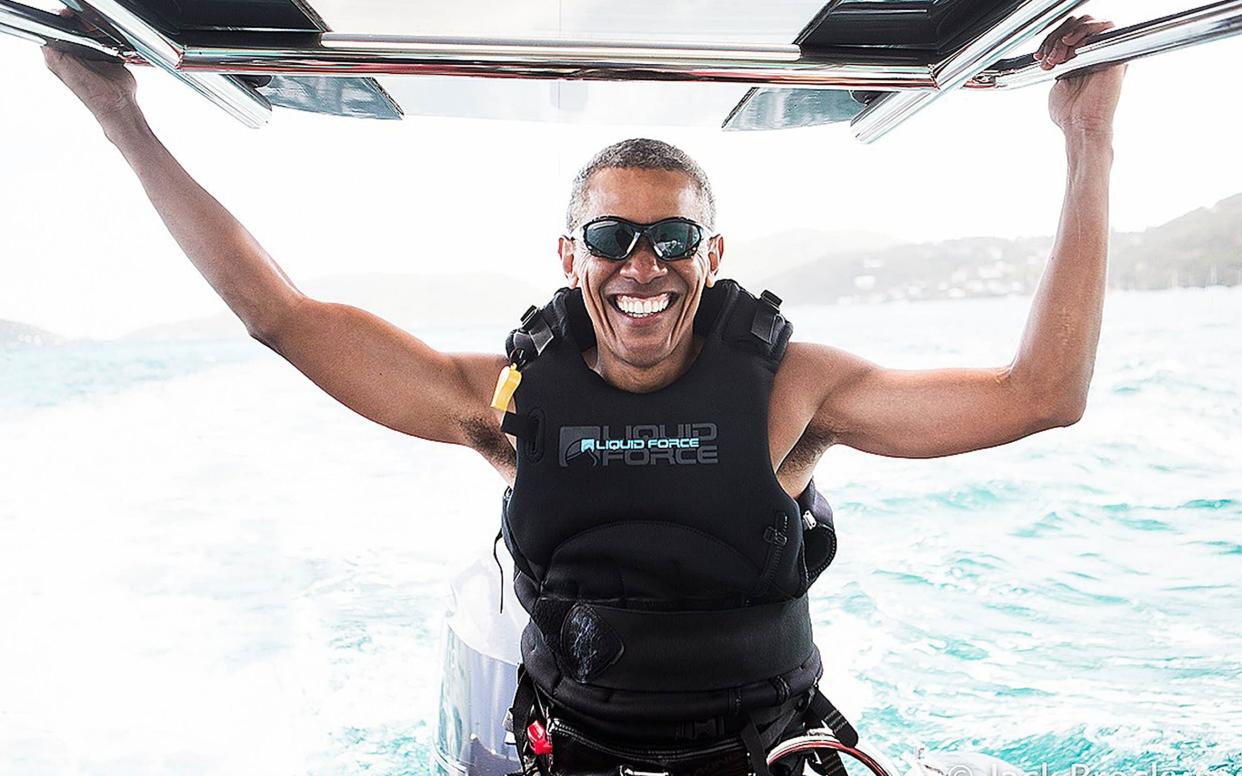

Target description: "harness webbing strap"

left=742, top=695, right=808, bottom=776
left=806, top=689, right=858, bottom=748
left=740, top=719, right=773, bottom=776
left=509, top=666, right=538, bottom=757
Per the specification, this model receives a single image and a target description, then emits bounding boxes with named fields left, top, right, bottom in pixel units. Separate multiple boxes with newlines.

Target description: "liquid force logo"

left=559, top=423, right=719, bottom=467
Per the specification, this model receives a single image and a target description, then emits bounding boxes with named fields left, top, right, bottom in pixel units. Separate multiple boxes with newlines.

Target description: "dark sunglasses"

left=580, top=217, right=705, bottom=261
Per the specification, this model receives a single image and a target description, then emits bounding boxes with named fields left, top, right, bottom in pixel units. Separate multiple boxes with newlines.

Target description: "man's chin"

left=611, top=340, right=673, bottom=370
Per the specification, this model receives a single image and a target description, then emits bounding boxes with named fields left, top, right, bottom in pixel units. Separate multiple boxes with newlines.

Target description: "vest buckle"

left=763, top=525, right=788, bottom=547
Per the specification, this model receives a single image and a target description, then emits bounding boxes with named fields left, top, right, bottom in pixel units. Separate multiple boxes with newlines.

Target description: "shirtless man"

left=41, top=14, right=1123, bottom=775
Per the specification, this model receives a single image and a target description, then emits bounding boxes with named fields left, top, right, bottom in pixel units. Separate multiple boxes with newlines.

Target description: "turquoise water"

left=1, top=288, right=1239, bottom=774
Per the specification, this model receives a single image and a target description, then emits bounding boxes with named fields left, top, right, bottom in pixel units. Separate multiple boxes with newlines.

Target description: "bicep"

left=806, top=345, right=1062, bottom=459
left=262, top=297, right=506, bottom=446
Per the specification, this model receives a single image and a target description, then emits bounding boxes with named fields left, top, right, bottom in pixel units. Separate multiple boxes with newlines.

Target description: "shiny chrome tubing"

left=766, top=730, right=899, bottom=776
left=78, top=0, right=271, bottom=128
left=178, top=38, right=937, bottom=90
left=324, top=34, right=802, bottom=60
left=0, top=21, right=42, bottom=44
left=851, top=0, right=1089, bottom=143
left=0, top=0, right=129, bottom=59
left=968, top=0, right=1242, bottom=89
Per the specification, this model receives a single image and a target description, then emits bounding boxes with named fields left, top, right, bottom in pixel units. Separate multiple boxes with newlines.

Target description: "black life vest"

left=499, top=279, right=838, bottom=734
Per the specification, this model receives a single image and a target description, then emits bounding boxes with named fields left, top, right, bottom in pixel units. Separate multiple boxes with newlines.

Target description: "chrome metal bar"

left=77, top=0, right=271, bottom=128
left=0, top=20, right=43, bottom=45
left=0, top=0, right=128, bottom=59
left=851, top=0, right=1089, bottom=143
left=179, top=37, right=937, bottom=91
left=968, top=0, right=1242, bottom=89
left=324, top=34, right=802, bottom=60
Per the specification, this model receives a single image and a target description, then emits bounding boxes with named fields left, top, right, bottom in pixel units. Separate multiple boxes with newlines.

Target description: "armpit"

left=460, top=413, right=517, bottom=482
left=780, top=423, right=836, bottom=474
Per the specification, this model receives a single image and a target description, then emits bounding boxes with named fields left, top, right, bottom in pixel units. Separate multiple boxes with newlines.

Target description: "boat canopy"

left=3, top=0, right=1240, bottom=139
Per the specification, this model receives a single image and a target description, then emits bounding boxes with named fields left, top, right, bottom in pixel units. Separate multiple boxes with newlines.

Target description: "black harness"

left=499, top=280, right=854, bottom=774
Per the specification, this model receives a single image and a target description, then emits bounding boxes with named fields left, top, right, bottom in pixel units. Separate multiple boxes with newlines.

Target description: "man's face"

left=559, top=168, right=722, bottom=371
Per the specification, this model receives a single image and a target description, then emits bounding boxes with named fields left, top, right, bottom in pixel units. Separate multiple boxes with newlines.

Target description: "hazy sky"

left=2, top=0, right=1240, bottom=338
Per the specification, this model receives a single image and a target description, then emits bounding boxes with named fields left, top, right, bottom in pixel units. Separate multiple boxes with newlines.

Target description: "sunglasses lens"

left=584, top=220, right=637, bottom=260
left=649, top=221, right=701, bottom=260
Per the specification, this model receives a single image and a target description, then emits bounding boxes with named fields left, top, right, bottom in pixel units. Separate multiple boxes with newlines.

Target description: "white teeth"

left=615, top=293, right=671, bottom=317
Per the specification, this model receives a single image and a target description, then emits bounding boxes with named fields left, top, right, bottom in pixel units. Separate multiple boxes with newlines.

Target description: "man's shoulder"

left=779, top=340, right=836, bottom=374
left=773, top=341, right=835, bottom=412
left=775, top=341, right=872, bottom=406
left=780, top=340, right=870, bottom=371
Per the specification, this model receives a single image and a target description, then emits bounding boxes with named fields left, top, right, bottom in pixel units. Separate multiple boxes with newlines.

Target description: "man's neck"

left=587, top=336, right=704, bottom=394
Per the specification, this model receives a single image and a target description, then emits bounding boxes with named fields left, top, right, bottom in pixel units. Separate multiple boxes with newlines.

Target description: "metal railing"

left=850, top=0, right=1090, bottom=144
left=79, top=0, right=270, bottom=128
left=3, top=0, right=1240, bottom=136
left=177, top=36, right=938, bottom=91
left=0, top=0, right=269, bottom=127
left=968, top=0, right=1242, bottom=90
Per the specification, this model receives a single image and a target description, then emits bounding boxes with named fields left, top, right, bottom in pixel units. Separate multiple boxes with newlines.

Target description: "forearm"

left=101, top=109, right=302, bottom=337
left=1011, top=131, right=1114, bottom=418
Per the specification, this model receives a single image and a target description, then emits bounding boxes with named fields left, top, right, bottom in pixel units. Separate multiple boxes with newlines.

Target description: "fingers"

left=1062, top=19, right=1114, bottom=49
left=1036, top=14, right=1082, bottom=61
left=1035, top=15, right=1115, bottom=70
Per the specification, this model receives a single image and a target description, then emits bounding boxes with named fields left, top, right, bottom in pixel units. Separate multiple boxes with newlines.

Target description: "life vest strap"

left=501, top=410, right=538, bottom=439
left=505, top=280, right=794, bottom=372
left=508, top=305, right=556, bottom=367
left=750, top=290, right=785, bottom=347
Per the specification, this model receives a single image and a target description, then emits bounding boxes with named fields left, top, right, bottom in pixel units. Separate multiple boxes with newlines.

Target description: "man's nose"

left=619, top=241, right=666, bottom=284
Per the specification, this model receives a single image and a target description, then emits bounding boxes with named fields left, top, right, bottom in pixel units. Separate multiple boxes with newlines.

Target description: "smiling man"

left=563, top=161, right=717, bottom=391
left=40, top=13, right=1123, bottom=776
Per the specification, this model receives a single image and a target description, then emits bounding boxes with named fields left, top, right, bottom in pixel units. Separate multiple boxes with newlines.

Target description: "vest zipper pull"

left=490, top=362, right=523, bottom=411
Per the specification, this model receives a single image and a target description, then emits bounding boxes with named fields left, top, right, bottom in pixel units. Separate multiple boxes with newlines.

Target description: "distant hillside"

left=0, top=319, right=62, bottom=347
left=767, top=235, right=1052, bottom=305
left=124, top=272, right=548, bottom=341
left=1111, top=193, right=1242, bottom=290
left=768, top=193, right=1242, bottom=304
left=729, top=229, right=906, bottom=285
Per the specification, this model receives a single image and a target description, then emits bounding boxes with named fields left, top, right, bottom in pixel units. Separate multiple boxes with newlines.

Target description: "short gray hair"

left=565, top=138, right=716, bottom=231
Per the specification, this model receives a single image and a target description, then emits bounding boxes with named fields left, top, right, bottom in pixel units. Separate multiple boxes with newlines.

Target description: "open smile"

left=607, top=292, right=680, bottom=320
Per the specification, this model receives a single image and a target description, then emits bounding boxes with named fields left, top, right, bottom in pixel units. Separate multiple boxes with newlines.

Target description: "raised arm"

left=791, top=16, right=1124, bottom=460
left=42, top=48, right=508, bottom=457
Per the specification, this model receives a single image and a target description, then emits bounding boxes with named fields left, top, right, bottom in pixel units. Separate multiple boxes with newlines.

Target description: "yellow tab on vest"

left=490, top=364, right=523, bottom=411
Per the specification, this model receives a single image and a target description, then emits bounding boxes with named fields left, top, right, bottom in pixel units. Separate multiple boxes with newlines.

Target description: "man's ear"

left=558, top=235, right=580, bottom=288
left=704, top=234, right=724, bottom=288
